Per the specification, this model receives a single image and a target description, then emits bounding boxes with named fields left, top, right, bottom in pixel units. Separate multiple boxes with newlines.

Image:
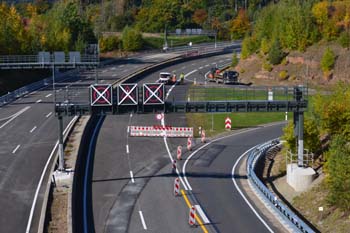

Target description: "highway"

left=86, top=53, right=289, bottom=233
left=0, top=51, right=179, bottom=233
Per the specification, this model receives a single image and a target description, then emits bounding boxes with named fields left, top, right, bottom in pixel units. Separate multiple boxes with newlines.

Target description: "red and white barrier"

left=177, top=146, right=182, bottom=160
left=225, top=117, right=231, bottom=130
left=174, top=178, right=180, bottom=196
left=201, top=129, right=206, bottom=143
left=187, top=137, right=192, bottom=151
left=189, top=206, right=196, bottom=226
left=130, top=125, right=193, bottom=137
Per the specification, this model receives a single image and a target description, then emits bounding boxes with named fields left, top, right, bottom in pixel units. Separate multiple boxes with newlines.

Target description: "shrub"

left=281, top=57, right=288, bottom=65
left=279, top=70, right=289, bottom=80
left=320, top=47, right=335, bottom=73
left=262, top=61, right=272, bottom=72
left=338, top=31, right=350, bottom=49
left=325, top=135, right=350, bottom=211
left=122, top=26, right=143, bottom=51
left=232, top=52, right=239, bottom=67
left=99, top=35, right=120, bottom=53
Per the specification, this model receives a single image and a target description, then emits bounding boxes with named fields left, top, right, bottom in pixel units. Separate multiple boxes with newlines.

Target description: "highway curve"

left=0, top=51, right=178, bottom=233
left=83, top=52, right=291, bottom=233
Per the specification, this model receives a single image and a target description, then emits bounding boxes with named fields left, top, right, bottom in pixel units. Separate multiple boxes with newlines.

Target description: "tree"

left=230, top=9, right=250, bottom=40
left=192, top=9, right=207, bottom=27
left=241, top=36, right=258, bottom=59
left=320, top=47, right=335, bottom=73
left=268, top=39, right=284, bottom=65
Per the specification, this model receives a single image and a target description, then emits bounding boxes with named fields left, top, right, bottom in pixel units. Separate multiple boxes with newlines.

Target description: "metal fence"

left=247, top=140, right=315, bottom=233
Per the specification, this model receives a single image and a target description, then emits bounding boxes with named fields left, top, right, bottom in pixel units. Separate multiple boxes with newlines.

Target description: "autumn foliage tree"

left=230, top=9, right=250, bottom=40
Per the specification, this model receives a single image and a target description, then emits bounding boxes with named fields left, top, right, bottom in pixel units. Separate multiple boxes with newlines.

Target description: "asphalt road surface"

left=0, top=51, right=181, bottom=233
left=87, top=53, right=289, bottom=233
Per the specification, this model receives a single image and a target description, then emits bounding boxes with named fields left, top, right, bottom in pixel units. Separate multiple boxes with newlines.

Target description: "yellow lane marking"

left=181, top=189, right=209, bottom=233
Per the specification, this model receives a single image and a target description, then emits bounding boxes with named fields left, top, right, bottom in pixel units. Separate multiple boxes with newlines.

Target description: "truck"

left=206, top=66, right=239, bottom=84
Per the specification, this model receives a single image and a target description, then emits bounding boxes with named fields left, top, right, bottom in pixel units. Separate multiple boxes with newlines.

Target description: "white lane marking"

left=102, top=70, right=107, bottom=73
left=130, top=171, right=135, bottom=183
left=138, top=211, right=147, bottom=230
left=127, top=126, right=130, bottom=134
left=30, top=126, right=37, bottom=133
left=183, top=127, right=269, bottom=190
left=126, top=144, right=129, bottom=154
left=120, top=65, right=125, bottom=67
left=12, top=145, right=21, bottom=154
left=26, top=116, right=78, bottom=233
left=195, top=205, right=210, bottom=224
left=31, top=91, right=37, bottom=95
left=111, top=67, right=116, bottom=70
left=205, top=64, right=209, bottom=67
left=112, top=74, right=117, bottom=77
left=162, top=78, right=189, bottom=190
left=181, top=66, right=186, bottom=69
left=0, top=106, right=31, bottom=129
left=219, top=60, right=224, bottom=63
left=232, top=148, right=274, bottom=233
left=45, top=93, right=52, bottom=98
left=36, top=99, right=42, bottom=103
left=199, top=66, right=203, bottom=69
left=211, top=62, right=216, bottom=65
left=191, top=63, right=196, bottom=66
left=46, top=112, right=53, bottom=118
left=182, top=69, right=198, bottom=83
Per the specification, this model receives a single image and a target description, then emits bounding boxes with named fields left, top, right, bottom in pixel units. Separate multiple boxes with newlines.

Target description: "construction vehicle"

left=206, top=66, right=239, bottom=84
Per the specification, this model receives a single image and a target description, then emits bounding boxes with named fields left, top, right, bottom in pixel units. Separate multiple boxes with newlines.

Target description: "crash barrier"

left=112, top=42, right=240, bottom=87
left=247, top=140, right=315, bottom=233
left=0, top=69, right=78, bottom=107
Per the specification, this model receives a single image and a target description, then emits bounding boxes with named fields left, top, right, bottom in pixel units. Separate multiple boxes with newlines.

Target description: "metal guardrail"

left=247, top=140, right=315, bottom=233
left=0, top=70, right=78, bottom=107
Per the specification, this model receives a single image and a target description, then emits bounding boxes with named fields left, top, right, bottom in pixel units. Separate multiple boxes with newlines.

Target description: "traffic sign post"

left=90, top=84, right=113, bottom=106
left=143, top=83, right=165, bottom=105
left=117, top=83, right=138, bottom=105
left=225, top=117, right=231, bottom=130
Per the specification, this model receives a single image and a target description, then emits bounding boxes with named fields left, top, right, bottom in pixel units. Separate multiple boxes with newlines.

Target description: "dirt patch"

left=237, top=42, right=350, bottom=88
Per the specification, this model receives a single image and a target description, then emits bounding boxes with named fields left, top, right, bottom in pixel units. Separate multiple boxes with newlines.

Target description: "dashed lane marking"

left=12, top=145, right=21, bottom=154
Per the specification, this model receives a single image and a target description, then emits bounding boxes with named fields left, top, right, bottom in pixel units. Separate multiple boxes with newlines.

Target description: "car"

left=157, top=72, right=176, bottom=84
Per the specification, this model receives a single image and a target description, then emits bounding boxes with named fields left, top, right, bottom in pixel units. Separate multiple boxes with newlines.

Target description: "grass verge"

left=187, top=112, right=291, bottom=137
left=292, top=181, right=350, bottom=233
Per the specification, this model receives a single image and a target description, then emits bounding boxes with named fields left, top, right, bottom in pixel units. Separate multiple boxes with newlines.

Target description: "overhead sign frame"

left=143, top=83, right=165, bottom=105
left=117, top=83, right=138, bottom=105
left=90, top=84, right=113, bottom=106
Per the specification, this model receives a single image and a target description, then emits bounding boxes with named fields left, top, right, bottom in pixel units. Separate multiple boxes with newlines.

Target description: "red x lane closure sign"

left=143, top=83, right=165, bottom=105
left=118, top=83, right=138, bottom=105
left=90, top=84, right=113, bottom=106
